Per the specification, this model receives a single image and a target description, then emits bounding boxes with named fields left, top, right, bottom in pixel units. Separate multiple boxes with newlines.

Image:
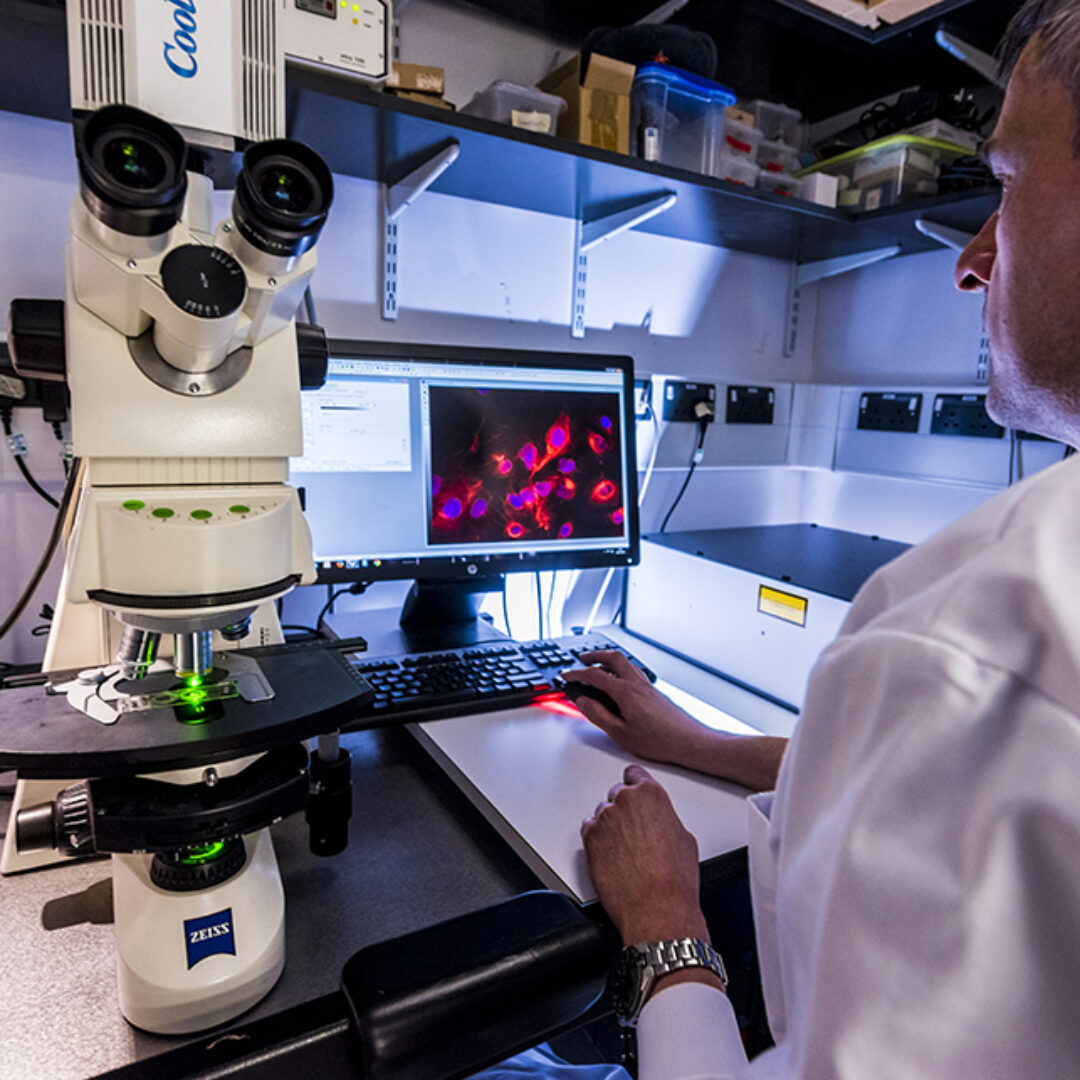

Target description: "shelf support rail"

left=784, top=245, right=902, bottom=356
left=571, top=192, right=677, bottom=338
left=382, top=142, right=461, bottom=320
left=915, top=217, right=976, bottom=251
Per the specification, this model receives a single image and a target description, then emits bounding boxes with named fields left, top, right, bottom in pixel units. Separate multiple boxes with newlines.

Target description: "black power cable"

left=660, top=415, right=710, bottom=534
left=316, top=582, right=369, bottom=631
left=1, top=400, right=59, bottom=509
left=0, top=457, right=82, bottom=644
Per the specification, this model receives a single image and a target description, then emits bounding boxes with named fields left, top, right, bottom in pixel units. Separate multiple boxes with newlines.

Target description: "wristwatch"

left=611, top=937, right=728, bottom=1027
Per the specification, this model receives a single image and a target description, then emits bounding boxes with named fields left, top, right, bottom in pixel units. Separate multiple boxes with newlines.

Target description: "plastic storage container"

left=756, top=171, right=801, bottom=199
left=743, top=99, right=806, bottom=150
left=722, top=116, right=762, bottom=160
left=460, top=81, right=567, bottom=135
left=795, top=135, right=971, bottom=212
left=714, top=150, right=760, bottom=187
left=757, top=138, right=802, bottom=176
left=630, top=63, right=737, bottom=176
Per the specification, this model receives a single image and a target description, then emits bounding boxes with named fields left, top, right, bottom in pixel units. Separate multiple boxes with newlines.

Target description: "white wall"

left=811, top=247, right=986, bottom=384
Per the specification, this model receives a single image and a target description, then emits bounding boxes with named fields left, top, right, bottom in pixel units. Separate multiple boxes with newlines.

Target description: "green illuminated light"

left=122, top=499, right=145, bottom=511
left=152, top=507, right=175, bottom=519
left=190, top=509, right=213, bottom=520
left=229, top=504, right=251, bottom=515
left=180, top=841, right=228, bottom=866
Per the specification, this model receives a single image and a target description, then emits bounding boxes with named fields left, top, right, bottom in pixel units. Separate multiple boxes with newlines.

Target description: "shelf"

left=0, top=1, right=999, bottom=267
left=288, top=68, right=998, bottom=263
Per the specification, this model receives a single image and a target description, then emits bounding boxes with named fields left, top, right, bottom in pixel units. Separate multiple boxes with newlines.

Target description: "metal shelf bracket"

left=382, top=142, right=461, bottom=320
left=784, top=244, right=902, bottom=356
left=572, top=192, right=677, bottom=338
left=915, top=217, right=976, bottom=251
left=935, top=29, right=1001, bottom=86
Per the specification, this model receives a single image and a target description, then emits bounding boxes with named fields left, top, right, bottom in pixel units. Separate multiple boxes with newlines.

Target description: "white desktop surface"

left=413, top=701, right=755, bottom=903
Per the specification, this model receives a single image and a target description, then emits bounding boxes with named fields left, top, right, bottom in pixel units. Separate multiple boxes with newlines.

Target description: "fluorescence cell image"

left=427, top=385, right=626, bottom=546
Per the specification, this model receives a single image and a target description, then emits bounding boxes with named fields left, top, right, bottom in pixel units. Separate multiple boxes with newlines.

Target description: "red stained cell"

left=559, top=522, right=573, bottom=539
left=495, top=456, right=513, bottom=476
left=591, top=479, right=617, bottom=503
left=518, top=443, right=539, bottom=470
left=556, top=477, right=577, bottom=500
left=506, top=521, right=526, bottom=539
left=588, top=432, right=608, bottom=454
left=534, top=480, right=553, bottom=497
left=611, top=507, right=625, bottom=525
left=558, top=458, right=576, bottom=474
left=521, top=487, right=537, bottom=506
left=471, top=498, right=488, bottom=519
left=546, top=417, right=570, bottom=456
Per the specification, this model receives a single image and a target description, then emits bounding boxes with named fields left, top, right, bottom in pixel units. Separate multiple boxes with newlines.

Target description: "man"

left=559, top=2, right=1080, bottom=1076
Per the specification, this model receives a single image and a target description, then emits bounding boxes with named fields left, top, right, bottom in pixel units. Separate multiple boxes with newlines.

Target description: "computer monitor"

left=291, top=340, right=639, bottom=635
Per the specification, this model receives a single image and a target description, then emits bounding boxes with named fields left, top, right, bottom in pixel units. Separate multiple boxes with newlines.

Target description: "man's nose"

left=954, top=210, right=998, bottom=292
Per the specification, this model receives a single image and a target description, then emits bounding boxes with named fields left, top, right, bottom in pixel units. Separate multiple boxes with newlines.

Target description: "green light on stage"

left=180, top=841, right=229, bottom=866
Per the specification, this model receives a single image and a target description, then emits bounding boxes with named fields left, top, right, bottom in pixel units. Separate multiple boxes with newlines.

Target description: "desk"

left=0, top=615, right=773, bottom=1078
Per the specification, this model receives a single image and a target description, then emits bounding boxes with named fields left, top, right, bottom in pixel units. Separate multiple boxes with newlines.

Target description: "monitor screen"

left=291, top=341, right=639, bottom=586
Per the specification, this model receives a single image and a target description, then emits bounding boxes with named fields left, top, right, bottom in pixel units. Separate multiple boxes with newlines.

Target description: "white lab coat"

left=637, top=454, right=1080, bottom=1079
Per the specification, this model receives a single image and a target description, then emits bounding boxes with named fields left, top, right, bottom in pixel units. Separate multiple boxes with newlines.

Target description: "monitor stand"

left=397, top=577, right=507, bottom=653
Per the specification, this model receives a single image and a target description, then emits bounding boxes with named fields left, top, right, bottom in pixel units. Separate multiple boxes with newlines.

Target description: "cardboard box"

left=388, top=89, right=455, bottom=111
left=387, top=62, right=445, bottom=95
left=538, top=53, right=635, bottom=155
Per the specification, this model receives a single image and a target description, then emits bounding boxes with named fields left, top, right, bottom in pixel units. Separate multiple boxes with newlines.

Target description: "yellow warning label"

left=758, top=585, right=808, bottom=627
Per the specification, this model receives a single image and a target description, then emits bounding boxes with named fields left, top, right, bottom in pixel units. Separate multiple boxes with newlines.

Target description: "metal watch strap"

left=636, top=937, right=728, bottom=987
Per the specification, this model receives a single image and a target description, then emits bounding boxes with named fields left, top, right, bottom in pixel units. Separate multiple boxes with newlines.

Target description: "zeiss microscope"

left=0, top=45, right=371, bottom=1039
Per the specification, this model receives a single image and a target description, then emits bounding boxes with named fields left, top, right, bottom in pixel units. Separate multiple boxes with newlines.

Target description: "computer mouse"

left=554, top=677, right=622, bottom=718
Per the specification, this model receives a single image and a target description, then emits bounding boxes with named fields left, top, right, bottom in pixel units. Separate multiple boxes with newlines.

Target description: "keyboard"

left=344, top=632, right=654, bottom=726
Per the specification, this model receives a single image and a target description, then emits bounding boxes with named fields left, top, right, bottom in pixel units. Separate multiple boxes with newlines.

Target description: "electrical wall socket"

left=661, top=380, right=716, bottom=422
left=726, top=385, right=775, bottom=425
left=857, top=391, right=922, bottom=433
left=930, top=394, right=1005, bottom=439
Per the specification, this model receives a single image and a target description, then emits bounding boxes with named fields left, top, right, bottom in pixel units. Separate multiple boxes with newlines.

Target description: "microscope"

left=0, top=35, right=371, bottom=1036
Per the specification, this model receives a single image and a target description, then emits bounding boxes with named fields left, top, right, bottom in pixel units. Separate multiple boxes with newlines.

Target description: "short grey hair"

left=999, top=0, right=1080, bottom=149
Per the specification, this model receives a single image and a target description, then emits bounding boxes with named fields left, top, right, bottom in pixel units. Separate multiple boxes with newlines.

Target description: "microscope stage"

left=0, top=646, right=373, bottom=778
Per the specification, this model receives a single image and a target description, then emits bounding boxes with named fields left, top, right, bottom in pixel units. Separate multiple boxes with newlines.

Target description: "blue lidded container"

left=630, top=62, right=738, bottom=176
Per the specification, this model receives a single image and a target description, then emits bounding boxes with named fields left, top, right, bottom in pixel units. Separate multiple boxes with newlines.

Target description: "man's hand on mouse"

left=581, top=763, right=710, bottom=947
left=560, top=650, right=710, bottom=766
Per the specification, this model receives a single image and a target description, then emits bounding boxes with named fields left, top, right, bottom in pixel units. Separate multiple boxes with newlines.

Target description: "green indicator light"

left=352, top=3, right=359, bottom=9
left=151, top=507, right=175, bottom=519
left=229, top=504, right=251, bottom=515
left=190, top=509, right=213, bottom=520
left=180, top=841, right=228, bottom=866
left=121, top=499, right=145, bottom=511
left=184, top=673, right=203, bottom=689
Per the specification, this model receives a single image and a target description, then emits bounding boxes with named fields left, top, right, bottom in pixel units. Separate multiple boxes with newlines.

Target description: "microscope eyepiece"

left=76, top=105, right=188, bottom=237
left=232, top=139, right=333, bottom=259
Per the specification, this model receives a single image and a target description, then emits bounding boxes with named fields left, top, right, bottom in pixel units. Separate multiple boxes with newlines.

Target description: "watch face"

left=610, top=947, right=645, bottom=1021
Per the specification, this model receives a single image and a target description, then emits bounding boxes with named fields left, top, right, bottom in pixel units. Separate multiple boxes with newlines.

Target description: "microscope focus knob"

left=54, top=782, right=94, bottom=857
left=296, top=321, right=329, bottom=390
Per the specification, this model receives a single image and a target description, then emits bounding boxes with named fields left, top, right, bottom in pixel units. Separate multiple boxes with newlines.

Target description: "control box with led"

left=283, top=0, right=392, bottom=82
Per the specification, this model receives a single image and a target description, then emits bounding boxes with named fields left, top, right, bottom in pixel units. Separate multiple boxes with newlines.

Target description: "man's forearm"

left=674, top=730, right=788, bottom=792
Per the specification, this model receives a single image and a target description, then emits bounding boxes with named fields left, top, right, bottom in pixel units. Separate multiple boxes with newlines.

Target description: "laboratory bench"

left=0, top=614, right=774, bottom=1080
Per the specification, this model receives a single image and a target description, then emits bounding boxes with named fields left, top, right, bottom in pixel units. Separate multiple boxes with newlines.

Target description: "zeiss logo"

left=163, top=0, right=198, bottom=79
left=184, top=908, right=236, bottom=969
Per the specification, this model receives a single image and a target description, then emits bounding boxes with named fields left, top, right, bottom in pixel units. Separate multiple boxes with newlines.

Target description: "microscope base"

left=114, top=829, right=285, bottom=1034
